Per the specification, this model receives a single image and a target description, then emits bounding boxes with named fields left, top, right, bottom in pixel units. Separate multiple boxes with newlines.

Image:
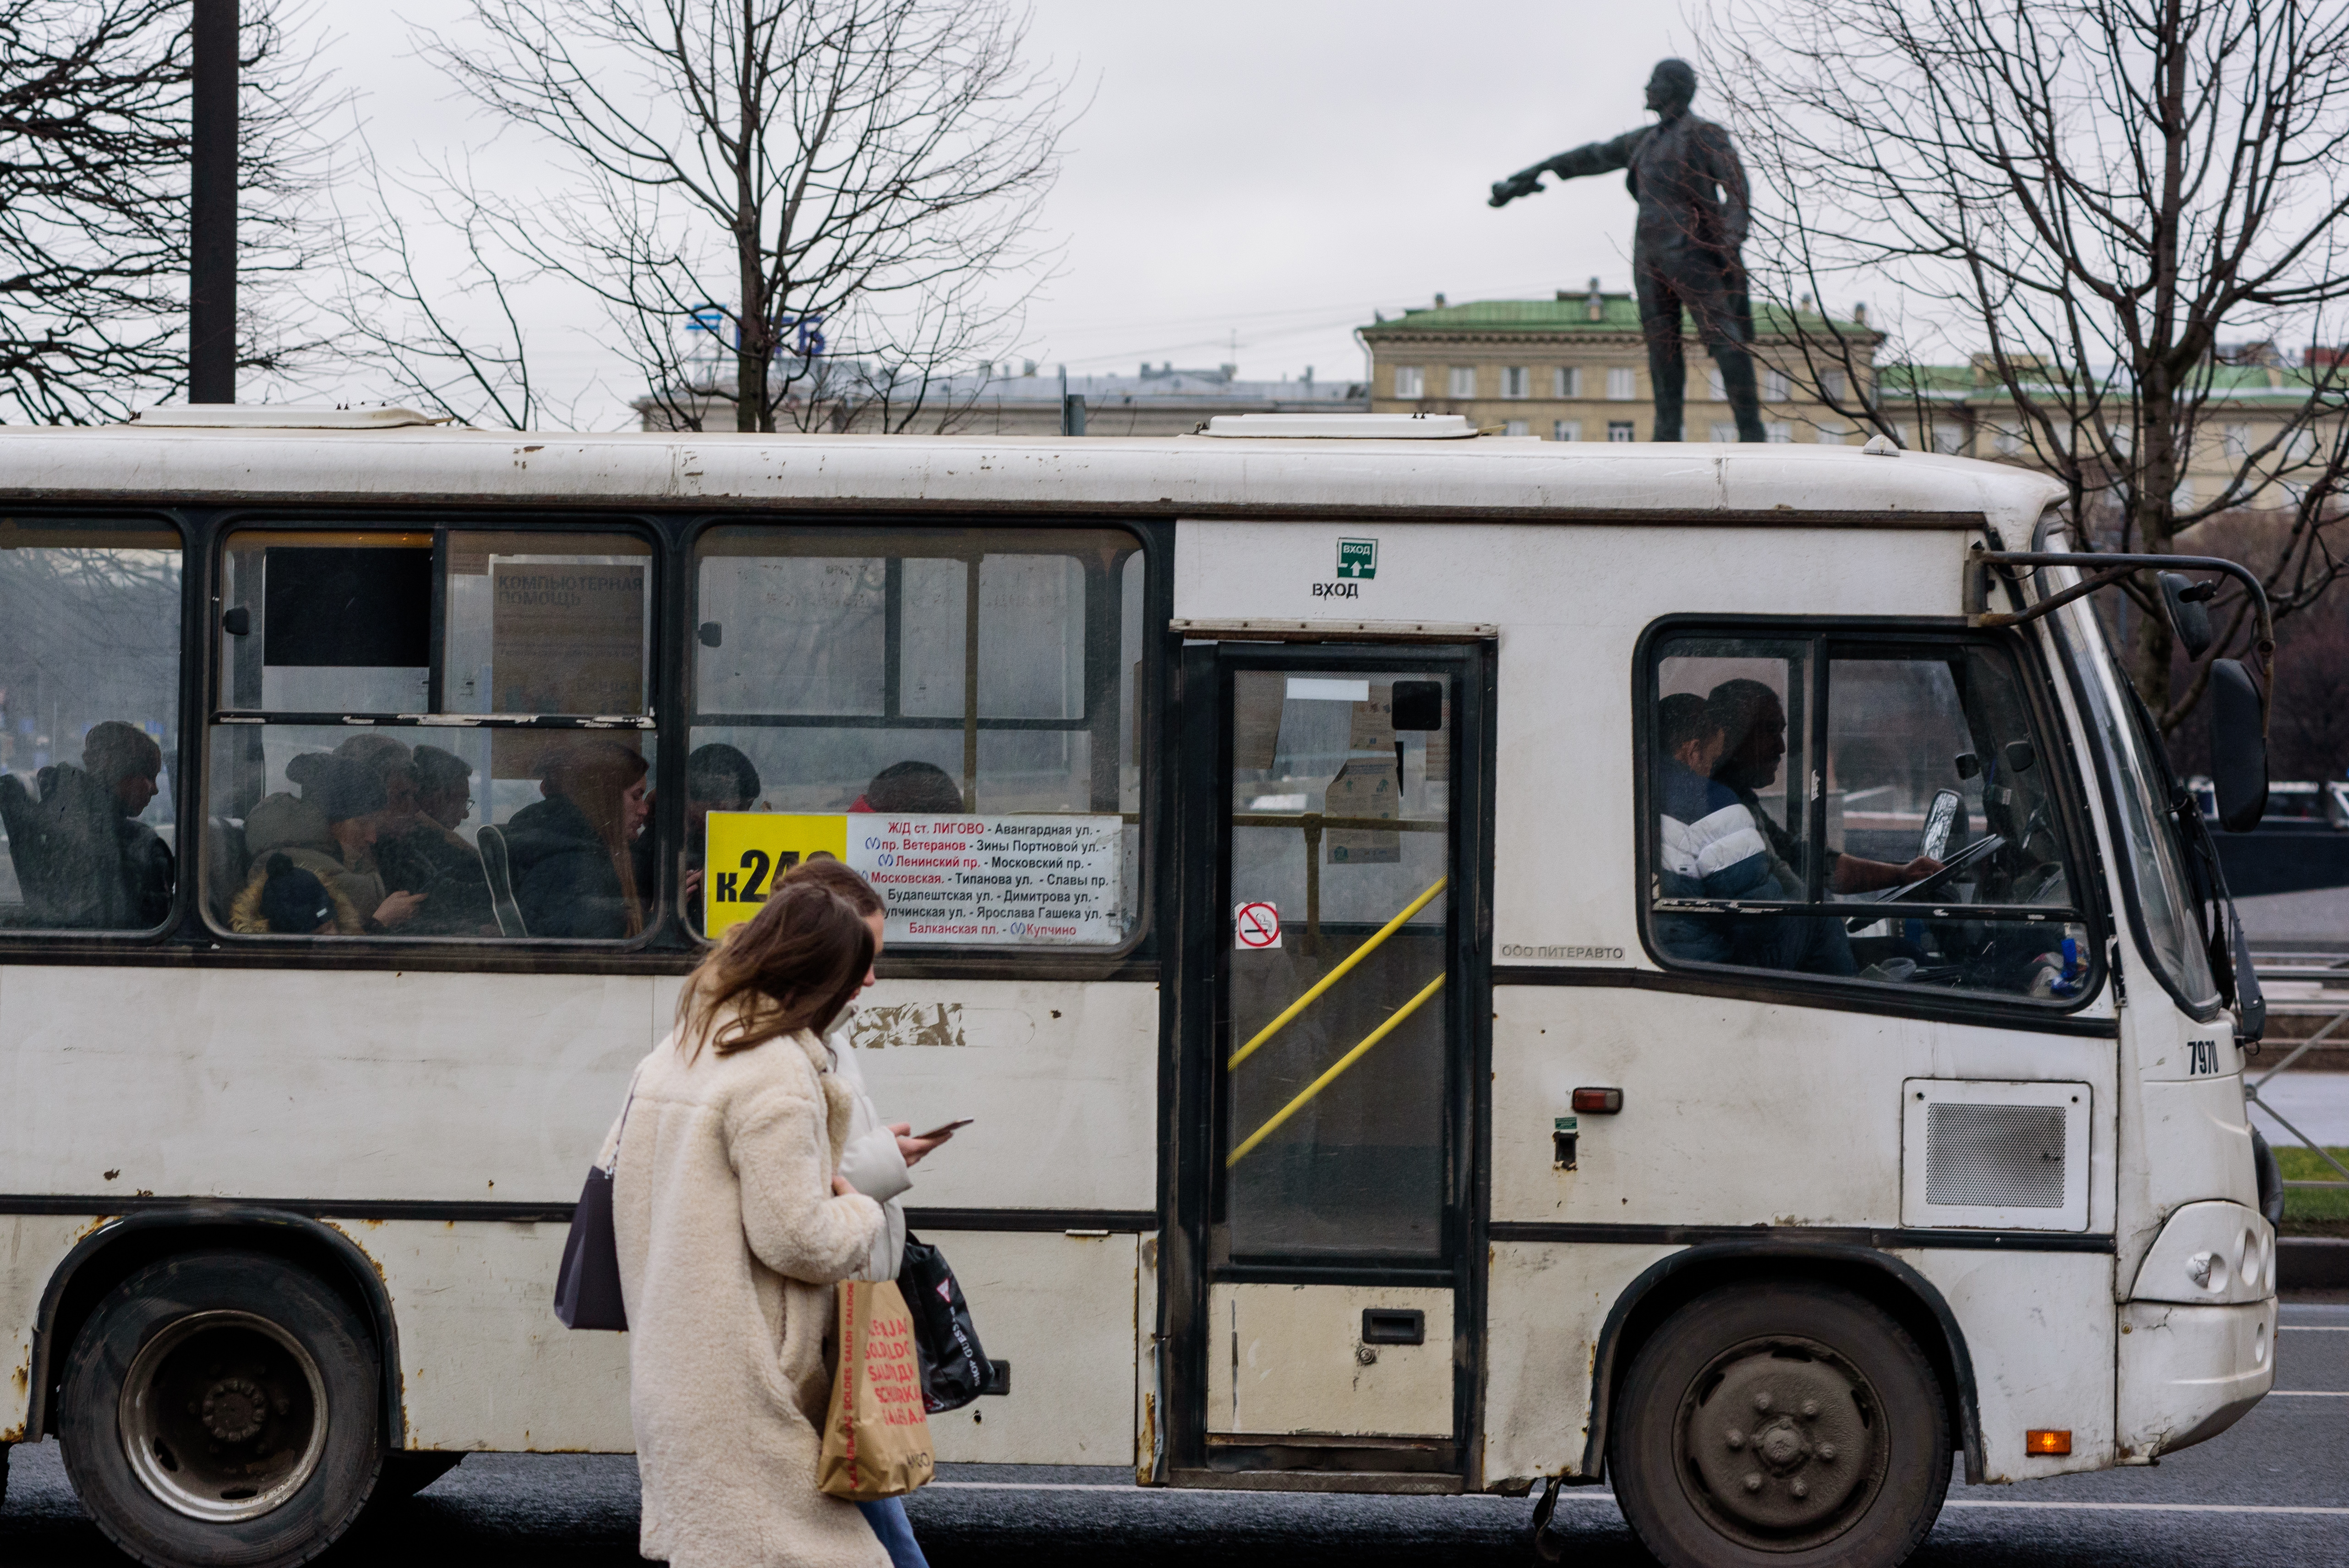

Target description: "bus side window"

left=207, top=526, right=658, bottom=941
left=689, top=525, right=1146, bottom=950
left=1647, top=630, right=2091, bottom=1003
left=0, top=520, right=183, bottom=934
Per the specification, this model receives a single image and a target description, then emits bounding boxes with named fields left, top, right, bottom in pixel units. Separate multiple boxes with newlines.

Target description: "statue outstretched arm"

left=1489, top=129, right=1643, bottom=207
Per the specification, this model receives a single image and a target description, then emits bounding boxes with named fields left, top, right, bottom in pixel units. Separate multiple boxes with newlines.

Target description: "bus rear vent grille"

left=1924, top=1102, right=2065, bottom=1209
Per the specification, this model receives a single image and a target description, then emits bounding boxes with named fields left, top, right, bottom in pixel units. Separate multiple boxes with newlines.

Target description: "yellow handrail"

left=1227, top=875, right=1447, bottom=1070
left=1225, top=973, right=1446, bottom=1168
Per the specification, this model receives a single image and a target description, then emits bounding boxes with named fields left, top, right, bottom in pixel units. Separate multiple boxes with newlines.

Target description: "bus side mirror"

left=2160, top=572, right=2217, bottom=659
left=2208, top=658, right=2267, bottom=832
left=2233, top=912, right=2266, bottom=1043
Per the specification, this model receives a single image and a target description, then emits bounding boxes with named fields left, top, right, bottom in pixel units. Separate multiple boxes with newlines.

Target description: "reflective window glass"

left=689, top=525, right=1144, bottom=946
left=0, top=520, right=181, bottom=930
left=1648, top=630, right=2090, bottom=1002
left=1221, top=670, right=1452, bottom=1261
left=208, top=527, right=656, bottom=941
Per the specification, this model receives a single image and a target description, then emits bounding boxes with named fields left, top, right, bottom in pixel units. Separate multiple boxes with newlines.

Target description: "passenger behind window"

left=231, top=753, right=426, bottom=934
left=375, top=745, right=498, bottom=936
left=1654, top=693, right=1777, bottom=963
left=0, top=720, right=174, bottom=929
left=244, top=852, right=359, bottom=934
left=851, top=760, right=963, bottom=813
left=506, top=739, right=650, bottom=938
left=639, top=742, right=762, bottom=934
left=1674, top=682, right=1857, bottom=975
left=1707, top=679, right=1939, bottom=898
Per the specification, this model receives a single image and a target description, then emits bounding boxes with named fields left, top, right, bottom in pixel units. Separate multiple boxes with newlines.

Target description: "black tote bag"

left=554, top=1076, right=637, bottom=1331
left=897, top=1231, right=993, bottom=1413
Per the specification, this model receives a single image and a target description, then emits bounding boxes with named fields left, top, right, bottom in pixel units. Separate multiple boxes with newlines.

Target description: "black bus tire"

left=1610, top=1282, right=1950, bottom=1568
left=58, top=1250, right=382, bottom=1568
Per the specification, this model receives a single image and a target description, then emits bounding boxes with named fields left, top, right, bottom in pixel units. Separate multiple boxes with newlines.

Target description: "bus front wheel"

left=59, top=1250, right=383, bottom=1568
left=1610, top=1282, right=1950, bottom=1568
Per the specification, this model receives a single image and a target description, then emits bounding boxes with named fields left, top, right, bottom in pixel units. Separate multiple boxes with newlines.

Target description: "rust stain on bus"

left=1136, top=1391, right=1156, bottom=1486
left=321, top=1220, right=392, bottom=1293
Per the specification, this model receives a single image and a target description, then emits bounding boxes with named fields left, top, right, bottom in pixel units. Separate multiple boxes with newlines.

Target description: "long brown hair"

left=675, top=875, right=875, bottom=1062
left=782, top=855, right=884, bottom=918
left=541, top=740, right=648, bottom=937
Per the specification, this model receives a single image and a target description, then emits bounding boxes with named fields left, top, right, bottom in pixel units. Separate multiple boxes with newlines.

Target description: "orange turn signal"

left=2025, top=1429, right=2071, bottom=1456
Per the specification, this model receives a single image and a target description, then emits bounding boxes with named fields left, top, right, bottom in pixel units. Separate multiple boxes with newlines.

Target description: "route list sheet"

left=850, top=814, right=1125, bottom=945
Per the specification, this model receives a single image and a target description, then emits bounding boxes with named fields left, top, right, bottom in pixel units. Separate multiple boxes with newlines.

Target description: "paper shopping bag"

left=818, top=1278, right=935, bottom=1502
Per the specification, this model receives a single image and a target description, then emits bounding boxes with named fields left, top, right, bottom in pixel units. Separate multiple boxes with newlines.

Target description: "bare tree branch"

left=1702, top=0, right=2349, bottom=728
left=0, top=0, right=344, bottom=423
left=413, top=0, right=1070, bottom=434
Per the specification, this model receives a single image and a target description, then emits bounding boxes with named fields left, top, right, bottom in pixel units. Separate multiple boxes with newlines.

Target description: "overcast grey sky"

left=324, top=3, right=1714, bottom=423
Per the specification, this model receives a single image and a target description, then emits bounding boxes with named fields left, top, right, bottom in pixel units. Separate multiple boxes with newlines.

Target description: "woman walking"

left=606, top=869, right=912, bottom=1568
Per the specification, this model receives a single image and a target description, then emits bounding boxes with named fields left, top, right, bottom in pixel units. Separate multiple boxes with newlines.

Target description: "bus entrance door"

left=1169, top=641, right=1486, bottom=1486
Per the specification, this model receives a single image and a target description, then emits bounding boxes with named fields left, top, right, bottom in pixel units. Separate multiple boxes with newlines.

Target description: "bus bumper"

left=2114, top=1299, right=2275, bottom=1462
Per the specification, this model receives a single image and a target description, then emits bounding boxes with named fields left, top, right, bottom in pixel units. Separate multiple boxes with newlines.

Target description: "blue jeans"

left=857, top=1497, right=929, bottom=1568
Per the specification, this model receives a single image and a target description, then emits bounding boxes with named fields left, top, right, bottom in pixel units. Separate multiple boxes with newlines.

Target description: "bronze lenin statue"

left=1491, top=59, right=1765, bottom=443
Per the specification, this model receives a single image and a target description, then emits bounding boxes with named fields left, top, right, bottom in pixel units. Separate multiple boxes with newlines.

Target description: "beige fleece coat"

left=608, top=1025, right=890, bottom=1568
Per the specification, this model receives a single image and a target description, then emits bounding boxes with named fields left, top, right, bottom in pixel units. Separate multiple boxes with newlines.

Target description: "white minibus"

left=0, top=410, right=2277, bottom=1568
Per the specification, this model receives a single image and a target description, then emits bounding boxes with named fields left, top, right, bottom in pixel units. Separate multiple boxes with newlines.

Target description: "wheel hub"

left=199, top=1376, right=272, bottom=1443
left=1681, top=1339, right=1880, bottom=1546
left=119, top=1311, right=328, bottom=1523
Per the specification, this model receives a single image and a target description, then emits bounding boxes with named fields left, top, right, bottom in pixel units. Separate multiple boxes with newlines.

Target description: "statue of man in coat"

left=1490, top=58, right=1766, bottom=443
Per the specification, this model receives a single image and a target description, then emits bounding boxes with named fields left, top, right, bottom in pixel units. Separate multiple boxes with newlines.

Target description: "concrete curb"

left=2279, top=1237, right=2349, bottom=1289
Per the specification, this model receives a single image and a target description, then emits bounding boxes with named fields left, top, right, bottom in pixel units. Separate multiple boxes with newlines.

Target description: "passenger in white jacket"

left=612, top=863, right=950, bottom=1568
left=792, top=858, right=955, bottom=1568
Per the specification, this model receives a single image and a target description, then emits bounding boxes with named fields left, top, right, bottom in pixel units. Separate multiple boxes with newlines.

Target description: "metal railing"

left=2248, top=951, right=2349, bottom=1191
left=1224, top=810, right=1448, bottom=1169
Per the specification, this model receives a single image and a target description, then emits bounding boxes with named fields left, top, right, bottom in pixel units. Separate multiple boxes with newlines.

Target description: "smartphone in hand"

left=914, top=1119, right=973, bottom=1142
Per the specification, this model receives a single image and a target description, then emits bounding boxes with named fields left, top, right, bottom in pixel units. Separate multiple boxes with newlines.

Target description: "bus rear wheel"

left=1610, top=1283, right=1950, bottom=1568
left=59, top=1250, right=383, bottom=1568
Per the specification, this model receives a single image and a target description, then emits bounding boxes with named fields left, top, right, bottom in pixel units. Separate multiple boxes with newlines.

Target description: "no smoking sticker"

left=1235, top=901, right=1282, bottom=950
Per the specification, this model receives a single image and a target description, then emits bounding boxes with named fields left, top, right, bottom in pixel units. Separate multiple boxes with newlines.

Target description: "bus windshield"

left=2054, top=601, right=2218, bottom=1011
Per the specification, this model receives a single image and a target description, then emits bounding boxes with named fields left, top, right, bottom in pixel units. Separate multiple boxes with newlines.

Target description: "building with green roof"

left=1358, top=284, right=1881, bottom=444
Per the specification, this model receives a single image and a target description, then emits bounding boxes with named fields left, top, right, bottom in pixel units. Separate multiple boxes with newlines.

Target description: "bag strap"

left=598, top=1063, right=645, bottom=1176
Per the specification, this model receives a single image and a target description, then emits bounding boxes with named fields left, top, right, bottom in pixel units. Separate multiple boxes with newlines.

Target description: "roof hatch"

left=130, top=404, right=445, bottom=430
left=1195, top=413, right=1478, bottom=439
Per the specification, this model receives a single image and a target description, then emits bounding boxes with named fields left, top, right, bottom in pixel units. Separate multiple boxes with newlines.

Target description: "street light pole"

left=189, top=0, right=238, bottom=404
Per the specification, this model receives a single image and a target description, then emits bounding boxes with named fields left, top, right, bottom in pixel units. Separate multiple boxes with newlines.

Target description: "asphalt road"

left=4, top=1301, right=2344, bottom=1568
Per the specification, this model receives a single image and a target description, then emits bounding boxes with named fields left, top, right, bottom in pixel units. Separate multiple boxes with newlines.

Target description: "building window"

left=1449, top=366, right=1478, bottom=399
left=1393, top=366, right=1424, bottom=399
left=1606, top=367, right=1637, bottom=401
left=1931, top=423, right=1965, bottom=455
left=1766, top=422, right=1793, bottom=443
left=2223, top=423, right=2253, bottom=461
left=1554, top=367, right=1581, bottom=398
left=1502, top=366, right=1530, bottom=399
left=1504, top=419, right=1530, bottom=437
left=1993, top=426, right=2024, bottom=457
left=1763, top=369, right=1791, bottom=403
left=1553, top=420, right=1582, bottom=442
left=1708, top=368, right=1726, bottom=402
left=1709, top=423, right=1741, bottom=443
left=1608, top=420, right=1636, bottom=442
left=1822, top=370, right=1849, bottom=403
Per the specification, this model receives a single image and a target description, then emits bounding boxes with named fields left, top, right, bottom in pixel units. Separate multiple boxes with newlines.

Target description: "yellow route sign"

left=702, top=812, right=849, bottom=936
